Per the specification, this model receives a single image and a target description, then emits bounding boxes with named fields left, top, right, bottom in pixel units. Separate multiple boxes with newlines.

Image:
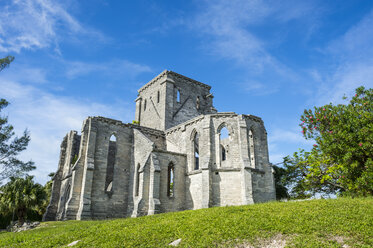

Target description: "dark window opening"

left=194, top=132, right=199, bottom=170
left=221, top=145, right=226, bottom=161
left=144, top=99, right=147, bottom=111
left=105, top=135, right=116, bottom=192
left=157, top=91, right=160, bottom=103
left=135, top=163, right=140, bottom=196
left=167, top=163, right=175, bottom=197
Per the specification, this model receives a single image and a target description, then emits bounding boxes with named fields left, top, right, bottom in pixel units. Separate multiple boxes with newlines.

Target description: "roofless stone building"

left=44, top=70, right=275, bottom=221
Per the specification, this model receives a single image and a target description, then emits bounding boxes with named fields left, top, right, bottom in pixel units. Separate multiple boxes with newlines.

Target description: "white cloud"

left=0, top=78, right=134, bottom=184
left=65, top=60, right=152, bottom=79
left=267, top=127, right=314, bottom=164
left=191, top=0, right=317, bottom=74
left=0, top=0, right=105, bottom=53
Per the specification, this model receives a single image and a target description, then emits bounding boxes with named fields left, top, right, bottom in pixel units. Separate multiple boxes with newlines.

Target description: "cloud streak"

left=0, top=0, right=105, bottom=53
left=0, top=76, right=134, bottom=184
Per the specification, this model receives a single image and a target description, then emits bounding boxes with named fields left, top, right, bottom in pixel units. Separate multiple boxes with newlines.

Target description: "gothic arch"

left=190, top=129, right=200, bottom=170
left=105, top=134, right=117, bottom=193
left=216, top=122, right=234, bottom=137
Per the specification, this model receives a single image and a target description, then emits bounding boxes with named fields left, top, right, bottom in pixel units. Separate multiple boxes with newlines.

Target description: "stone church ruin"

left=44, top=70, right=275, bottom=221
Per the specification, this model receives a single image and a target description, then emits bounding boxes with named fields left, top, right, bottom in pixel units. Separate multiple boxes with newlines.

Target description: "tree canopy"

left=283, top=86, right=373, bottom=198
left=0, top=99, right=35, bottom=184
left=0, top=56, right=14, bottom=72
left=0, top=176, right=46, bottom=225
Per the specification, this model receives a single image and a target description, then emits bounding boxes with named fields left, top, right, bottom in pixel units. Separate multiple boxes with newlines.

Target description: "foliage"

left=132, top=120, right=140, bottom=125
left=272, top=164, right=289, bottom=200
left=283, top=86, right=373, bottom=197
left=0, top=176, right=47, bottom=226
left=0, top=197, right=372, bottom=247
left=0, top=56, right=14, bottom=72
left=0, top=99, right=35, bottom=184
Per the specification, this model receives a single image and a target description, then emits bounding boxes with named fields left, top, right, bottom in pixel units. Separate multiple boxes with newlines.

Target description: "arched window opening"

left=219, top=125, right=230, bottom=166
left=248, top=130, right=255, bottom=167
left=157, top=91, right=160, bottom=103
left=221, top=145, right=226, bottom=161
left=177, top=89, right=181, bottom=103
left=196, top=96, right=200, bottom=110
left=135, top=163, right=140, bottom=196
left=220, top=127, right=229, bottom=140
left=193, top=132, right=199, bottom=170
left=144, top=99, right=147, bottom=111
left=105, top=135, right=117, bottom=192
left=167, top=163, right=175, bottom=197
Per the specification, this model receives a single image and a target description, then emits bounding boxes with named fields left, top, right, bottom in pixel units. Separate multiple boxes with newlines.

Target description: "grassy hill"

left=0, top=197, right=372, bottom=247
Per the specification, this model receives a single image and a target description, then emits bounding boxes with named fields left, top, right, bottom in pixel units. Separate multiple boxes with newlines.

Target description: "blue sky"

left=1, top=0, right=373, bottom=184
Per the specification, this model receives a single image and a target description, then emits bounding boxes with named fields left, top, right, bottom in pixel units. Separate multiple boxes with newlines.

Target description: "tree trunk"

left=17, top=207, right=26, bottom=226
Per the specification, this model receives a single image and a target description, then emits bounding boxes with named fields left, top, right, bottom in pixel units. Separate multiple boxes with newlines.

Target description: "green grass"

left=0, top=198, right=372, bottom=247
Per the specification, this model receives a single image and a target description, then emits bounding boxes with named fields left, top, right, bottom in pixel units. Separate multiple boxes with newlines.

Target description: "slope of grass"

left=0, top=197, right=372, bottom=247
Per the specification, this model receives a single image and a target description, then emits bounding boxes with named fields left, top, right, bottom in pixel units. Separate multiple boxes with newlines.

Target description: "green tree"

left=283, top=86, right=373, bottom=197
left=0, top=56, right=14, bottom=72
left=0, top=176, right=46, bottom=225
left=272, top=164, right=290, bottom=200
left=0, top=99, right=35, bottom=184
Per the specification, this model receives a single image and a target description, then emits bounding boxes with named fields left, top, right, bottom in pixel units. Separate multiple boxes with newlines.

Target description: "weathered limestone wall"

left=154, top=150, right=186, bottom=213
left=131, top=128, right=154, bottom=217
left=243, top=115, right=276, bottom=203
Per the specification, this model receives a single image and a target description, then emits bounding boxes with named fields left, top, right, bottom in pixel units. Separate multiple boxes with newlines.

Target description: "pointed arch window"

left=167, top=163, right=175, bottom=197
left=218, top=125, right=230, bottom=166
left=193, top=132, right=199, bottom=170
left=105, top=134, right=116, bottom=192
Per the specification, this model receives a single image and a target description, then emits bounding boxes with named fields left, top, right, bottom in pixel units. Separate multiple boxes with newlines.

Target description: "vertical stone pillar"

left=238, top=116, right=254, bottom=205
left=64, top=119, right=89, bottom=219
left=201, top=117, right=211, bottom=208
left=148, top=154, right=161, bottom=215
left=77, top=120, right=98, bottom=220
left=162, top=76, right=175, bottom=130
left=43, top=136, right=68, bottom=221
left=135, top=97, right=142, bottom=124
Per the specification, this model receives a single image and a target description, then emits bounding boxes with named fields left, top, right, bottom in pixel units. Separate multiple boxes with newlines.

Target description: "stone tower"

left=44, top=70, right=276, bottom=221
left=135, top=70, right=217, bottom=130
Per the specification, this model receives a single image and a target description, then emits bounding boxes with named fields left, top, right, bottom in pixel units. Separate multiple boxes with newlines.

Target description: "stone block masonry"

left=44, top=70, right=275, bottom=221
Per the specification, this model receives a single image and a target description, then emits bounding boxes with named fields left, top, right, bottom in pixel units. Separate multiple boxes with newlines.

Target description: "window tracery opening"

left=193, top=132, right=199, bottom=170
left=167, top=163, right=175, bottom=197
left=105, top=135, right=116, bottom=192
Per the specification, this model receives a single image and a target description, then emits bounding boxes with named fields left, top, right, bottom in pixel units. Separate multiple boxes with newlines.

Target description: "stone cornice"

left=88, top=116, right=165, bottom=137
left=241, top=114, right=263, bottom=123
left=138, top=70, right=211, bottom=94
